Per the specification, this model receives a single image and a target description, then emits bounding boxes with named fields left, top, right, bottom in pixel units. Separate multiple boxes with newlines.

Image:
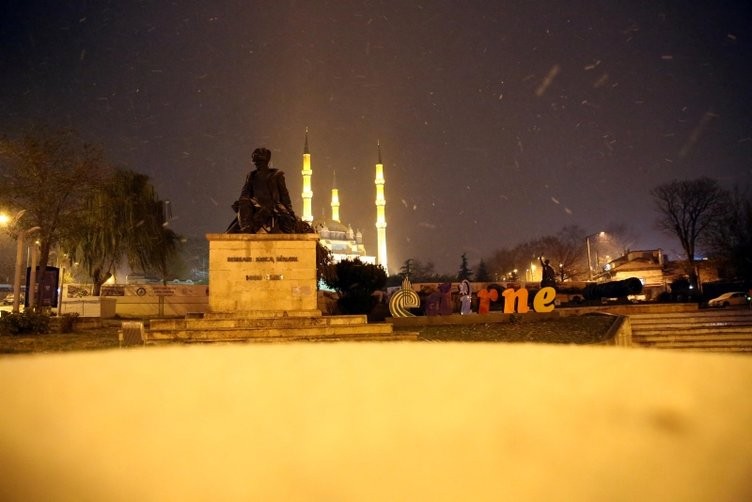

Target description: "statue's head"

left=252, top=147, right=272, bottom=166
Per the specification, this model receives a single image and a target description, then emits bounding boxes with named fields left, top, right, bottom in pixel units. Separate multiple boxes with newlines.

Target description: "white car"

left=708, top=291, right=749, bottom=308
left=2, top=293, right=24, bottom=306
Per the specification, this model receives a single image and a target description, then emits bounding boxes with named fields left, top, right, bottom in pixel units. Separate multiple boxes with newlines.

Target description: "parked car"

left=2, top=293, right=24, bottom=306
left=708, top=291, right=749, bottom=308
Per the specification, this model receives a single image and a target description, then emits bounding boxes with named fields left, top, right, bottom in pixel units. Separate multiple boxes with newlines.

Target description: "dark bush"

left=324, top=258, right=387, bottom=315
left=0, top=311, right=51, bottom=335
left=57, top=313, right=79, bottom=333
left=657, top=291, right=672, bottom=303
left=669, top=277, right=701, bottom=302
left=338, top=294, right=378, bottom=316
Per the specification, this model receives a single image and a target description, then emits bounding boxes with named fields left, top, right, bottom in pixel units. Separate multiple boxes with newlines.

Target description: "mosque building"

left=300, top=129, right=388, bottom=272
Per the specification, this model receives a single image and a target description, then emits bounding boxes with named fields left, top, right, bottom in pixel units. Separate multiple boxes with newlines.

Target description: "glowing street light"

left=1, top=210, right=41, bottom=313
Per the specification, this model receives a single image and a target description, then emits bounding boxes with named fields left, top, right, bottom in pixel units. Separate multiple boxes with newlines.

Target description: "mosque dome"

left=313, top=218, right=349, bottom=236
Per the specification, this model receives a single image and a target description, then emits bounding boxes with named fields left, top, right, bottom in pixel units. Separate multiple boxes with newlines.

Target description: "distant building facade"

left=603, top=249, right=725, bottom=299
left=605, top=250, right=666, bottom=284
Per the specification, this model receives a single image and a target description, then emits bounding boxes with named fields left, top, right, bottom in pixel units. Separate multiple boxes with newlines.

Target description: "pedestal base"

left=207, top=233, right=320, bottom=316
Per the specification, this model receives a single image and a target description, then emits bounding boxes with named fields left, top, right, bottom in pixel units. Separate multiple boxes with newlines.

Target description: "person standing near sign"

left=539, top=256, right=557, bottom=289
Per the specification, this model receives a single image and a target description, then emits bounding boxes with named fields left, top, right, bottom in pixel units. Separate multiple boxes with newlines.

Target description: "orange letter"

left=533, top=287, right=557, bottom=312
left=502, top=287, right=529, bottom=313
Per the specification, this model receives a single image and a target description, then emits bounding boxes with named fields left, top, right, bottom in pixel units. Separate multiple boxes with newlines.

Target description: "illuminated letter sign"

left=502, top=286, right=556, bottom=314
left=502, top=288, right=529, bottom=314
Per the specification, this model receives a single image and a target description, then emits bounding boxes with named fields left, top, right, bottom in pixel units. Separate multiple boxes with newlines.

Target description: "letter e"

left=533, top=287, right=557, bottom=312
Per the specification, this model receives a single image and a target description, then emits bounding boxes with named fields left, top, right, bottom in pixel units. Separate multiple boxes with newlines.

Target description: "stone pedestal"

left=207, top=233, right=320, bottom=317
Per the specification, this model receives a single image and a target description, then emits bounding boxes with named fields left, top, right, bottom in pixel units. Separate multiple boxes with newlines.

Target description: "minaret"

left=375, top=141, right=388, bottom=272
left=301, top=128, right=313, bottom=223
left=330, top=170, right=340, bottom=222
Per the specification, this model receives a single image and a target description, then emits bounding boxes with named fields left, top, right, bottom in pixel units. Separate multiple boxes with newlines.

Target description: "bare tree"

left=0, top=128, right=106, bottom=309
left=702, top=187, right=752, bottom=280
left=486, top=247, right=517, bottom=280
left=651, top=177, right=728, bottom=287
left=484, top=223, right=636, bottom=284
left=553, top=225, right=589, bottom=280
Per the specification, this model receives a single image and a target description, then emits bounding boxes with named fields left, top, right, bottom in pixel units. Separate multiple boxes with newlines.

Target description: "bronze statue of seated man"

left=227, top=147, right=300, bottom=234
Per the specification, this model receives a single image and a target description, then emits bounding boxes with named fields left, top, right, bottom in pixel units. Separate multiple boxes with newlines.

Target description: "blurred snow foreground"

left=1, top=343, right=751, bottom=501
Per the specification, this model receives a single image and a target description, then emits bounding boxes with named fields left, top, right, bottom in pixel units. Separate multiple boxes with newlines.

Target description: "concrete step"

left=631, top=315, right=752, bottom=323
left=146, top=317, right=400, bottom=343
left=634, top=333, right=752, bottom=342
left=656, top=347, right=752, bottom=352
left=629, top=310, right=752, bottom=352
left=631, top=309, right=752, bottom=317
left=149, top=314, right=369, bottom=331
left=631, top=309, right=752, bottom=316
left=147, top=330, right=413, bottom=344
left=630, top=320, right=752, bottom=331
left=632, top=326, right=752, bottom=338
left=632, top=343, right=752, bottom=351
left=235, top=333, right=419, bottom=343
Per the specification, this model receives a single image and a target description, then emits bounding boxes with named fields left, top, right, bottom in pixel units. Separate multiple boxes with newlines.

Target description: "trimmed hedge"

left=0, top=311, right=51, bottom=336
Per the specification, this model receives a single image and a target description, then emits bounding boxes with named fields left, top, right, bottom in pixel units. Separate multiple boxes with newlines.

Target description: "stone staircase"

left=629, top=309, right=752, bottom=352
left=145, top=314, right=417, bottom=344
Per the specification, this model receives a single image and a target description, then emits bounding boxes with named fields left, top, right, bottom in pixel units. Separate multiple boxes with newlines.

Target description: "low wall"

left=62, top=283, right=337, bottom=318
left=602, top=315, right=632, bottom=347
left=59, top=298, right=117, bottom=318
left=63, top=284, right=209, bottom=318
left=114, top=295, right=209, bottom=317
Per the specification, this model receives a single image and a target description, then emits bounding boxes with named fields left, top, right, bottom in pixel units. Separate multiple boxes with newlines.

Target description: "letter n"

left=502, top=288, right=529, bottom=313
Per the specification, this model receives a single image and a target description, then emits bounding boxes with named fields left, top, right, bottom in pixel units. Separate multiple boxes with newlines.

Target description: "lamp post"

left=12, top=226, right=41, bottom=313
left=1, top=209, right=41, bottom=313
left=585, top=231, right=605, bottom=281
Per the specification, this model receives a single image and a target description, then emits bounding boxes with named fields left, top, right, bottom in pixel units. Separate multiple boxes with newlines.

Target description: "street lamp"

left=1, top=210, right=41, bottom=313
left=12, top=226, right=41, bottom=313
left=585, top=231, right=605, bottom=281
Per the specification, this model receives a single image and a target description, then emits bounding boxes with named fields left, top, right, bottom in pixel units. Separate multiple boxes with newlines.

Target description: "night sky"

left=2, top=1, right=750, bottom=274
